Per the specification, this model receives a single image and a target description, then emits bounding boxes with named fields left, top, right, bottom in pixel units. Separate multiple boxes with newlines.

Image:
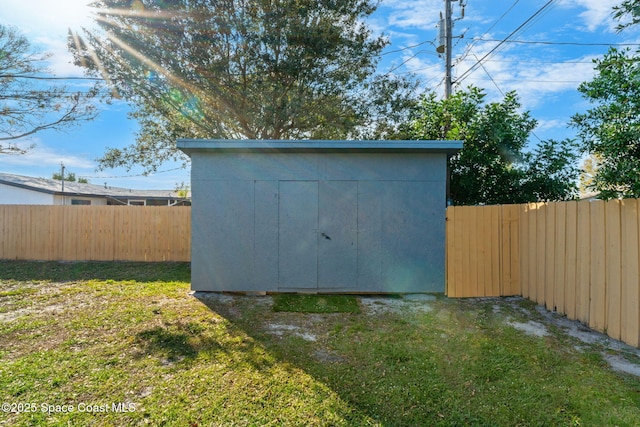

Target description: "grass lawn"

left=272, top=294, right=361, bottom=313
left=1, top=261, right=639, bottom=426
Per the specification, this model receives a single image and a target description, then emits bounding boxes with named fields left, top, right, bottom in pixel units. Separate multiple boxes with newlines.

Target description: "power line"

left=463, top=0, right=520, bottom=54
left=380, top=40, right=435, bottom=56
left=382, top=49, right=439, bottom=76
left=79, top=166, right=187, bottom=180
left=393, top=62, right=442, bottom=75
left=0, top=74, right=104, bottom=81
left=513, top=0, right=557, bottom=38
left=472, top=53, right=505, bottom=97
left=480, top=0, right=520, bottom=36
left=465, top=77, right=585, bottom=83
left=0, top=91, right=95, bottom=97
left=484, top=59, right=594, bottom=64
left=455, top=0, right=520, bottom=76
left=456, top=0, right=557, bottom=85
left=472, top=38, right=640, bottom=47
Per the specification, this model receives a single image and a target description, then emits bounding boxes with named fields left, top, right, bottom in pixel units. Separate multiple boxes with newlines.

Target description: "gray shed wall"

left=180, top=141, right=460, bottom=293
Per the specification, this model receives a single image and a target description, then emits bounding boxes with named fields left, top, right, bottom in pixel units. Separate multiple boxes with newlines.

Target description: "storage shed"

left=178, top=139, right=462, bottom=293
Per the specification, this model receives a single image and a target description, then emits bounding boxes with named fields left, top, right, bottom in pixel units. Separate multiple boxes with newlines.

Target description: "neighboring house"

left=579, top=191, right=601, bottom=201
left=0, top=173, right=191, bottom=206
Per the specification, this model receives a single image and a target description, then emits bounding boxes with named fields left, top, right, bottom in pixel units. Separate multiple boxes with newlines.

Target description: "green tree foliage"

left=403, top=86, right=579, bottom=205
left=174, top=181, right=190, bottom=198
left=69, top=0, right=417, bottom=172
left=52, top=171, right=76, bottom=182
left=572, top=48, right=640, bottom=199
left=613, top=0, right=640, bottom=31
left=0, top=25, right=98, bottom=154
left=51, top=171, right=89, bottom=183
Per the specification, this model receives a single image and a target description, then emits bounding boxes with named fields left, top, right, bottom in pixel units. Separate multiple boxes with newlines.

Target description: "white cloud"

left=1, top=0, right=95, bottom=36
left=2, top=139, right=95, bottom=170
left=379, top=0, right=442, bottom=30
left=452, top=34, right=598, bottom=108
left=535, top=118, right=572, bottom=132
left=402, top=55, right=444, bottom=88
left=35, top=37, right=86, bottom=77
left=507, top=59, right=595, bottom=106
left=557, top=0, right=620, bottom=31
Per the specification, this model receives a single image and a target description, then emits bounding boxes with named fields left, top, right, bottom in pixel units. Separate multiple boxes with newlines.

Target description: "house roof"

left=0, top=172, right=189, bottom=201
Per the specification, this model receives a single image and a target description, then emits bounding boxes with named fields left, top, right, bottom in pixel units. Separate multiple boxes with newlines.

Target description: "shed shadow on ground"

left=131, top=312, right=277, bottom=373
left=193, top=291, right=414, bottom=425
left=134, top=324, right=213, bottom=363
left=192, top=291, right=640, bottom=426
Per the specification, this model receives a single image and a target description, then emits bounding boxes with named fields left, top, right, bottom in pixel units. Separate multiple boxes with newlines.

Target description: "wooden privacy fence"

left=446, top=199, right=640, bottom=348
left=0, top=205, right=191, bottom=262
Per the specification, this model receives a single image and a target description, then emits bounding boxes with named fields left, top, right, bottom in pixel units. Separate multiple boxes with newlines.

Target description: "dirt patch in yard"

left=196, top=292, right=640, bottom=377
left=358, top=294, right=436, bottom=315
left=267, top=323, right=318, bottom=342
left=491, top=296, right=640, bottom=377
left=0, top=303, right=67, bottom=323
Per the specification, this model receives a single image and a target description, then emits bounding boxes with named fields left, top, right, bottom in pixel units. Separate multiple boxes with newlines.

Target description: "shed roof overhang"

left=177, top=139, right=463, bottom=155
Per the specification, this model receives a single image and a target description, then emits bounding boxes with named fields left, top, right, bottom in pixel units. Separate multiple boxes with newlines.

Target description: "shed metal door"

left=278, top=180, right=358, bottom=290
left=278, top=181, right=318, bottom=289
left=318, top=181, right=357, bottom=288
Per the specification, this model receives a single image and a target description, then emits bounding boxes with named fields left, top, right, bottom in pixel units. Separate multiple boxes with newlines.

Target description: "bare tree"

left=0, top=24, right=99, bottom=154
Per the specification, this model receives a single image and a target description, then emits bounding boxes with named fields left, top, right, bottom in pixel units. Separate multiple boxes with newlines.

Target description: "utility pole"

left=60, top=163, right=65, bottom=193
left=60, top=163, right=65, bottom=205
left=444, top=0, right=453, bottom=99
left=438, top=0, right=464, bottom=99
left=437, top=0, right=463, bottom=205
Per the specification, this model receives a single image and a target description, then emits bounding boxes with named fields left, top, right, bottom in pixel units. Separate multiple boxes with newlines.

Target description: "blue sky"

left=1, top=0, right=639, bottom=189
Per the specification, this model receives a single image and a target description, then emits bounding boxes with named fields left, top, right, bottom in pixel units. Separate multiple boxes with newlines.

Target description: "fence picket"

left=564, top=202, right=578, bottom=319
left=470, top=206, right=481, bottom=297
left=605, top=201, right=622, bottom=340
left=554, top=203, right=566, bottom=314
left=590, top=201, right=607, bottom=333
left=489, top=206, right=500, bottom=296
left=545, top=203, right=556, bottom=311
left=620, top=200, right=640, bottom=347
left=446, top=207, right=456, bottom=297
left=478, top=207, right=489, bottom=296
left=453, top=206, right=466, bottom=297
left=526, top=204, right=538, bottom=301
left=620, top=199, right=640, bottom=347
left=508, top=205, right=521, bottom=296
left=536, top=204, right=547, bottom=306
left=576, top=200, right=591, bottom=325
